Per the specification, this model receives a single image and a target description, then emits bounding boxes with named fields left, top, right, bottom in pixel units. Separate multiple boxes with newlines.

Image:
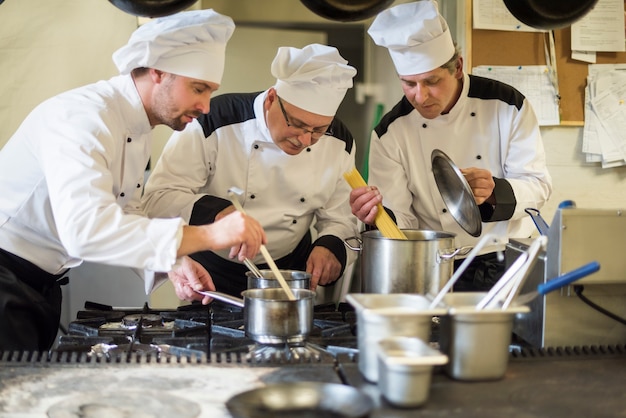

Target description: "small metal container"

left=377, top=336, right=448, bottom=408
left=246, top=269, right=311, bottom=290
left=346, top=293, right=446, bottom=382
left=439, top=292, right=530, bottom=381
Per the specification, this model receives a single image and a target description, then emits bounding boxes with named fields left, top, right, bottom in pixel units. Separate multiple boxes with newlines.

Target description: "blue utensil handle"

left=538, top=261, right=600, bottom=294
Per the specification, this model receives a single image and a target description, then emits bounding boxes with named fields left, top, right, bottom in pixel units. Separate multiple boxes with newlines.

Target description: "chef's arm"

left=177, top=211, right=266, bottom=261
left=478, top=177, right=516, bottom=222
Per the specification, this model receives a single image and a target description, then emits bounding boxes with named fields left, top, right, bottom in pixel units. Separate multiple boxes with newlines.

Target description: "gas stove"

left=53, top=300, right=359, bottom=364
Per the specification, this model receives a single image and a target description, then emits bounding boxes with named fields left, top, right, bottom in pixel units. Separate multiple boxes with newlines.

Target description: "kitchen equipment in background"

left=197, top=288, right=315, bottom=344
left=514, top=261, right=600, bottom=305
left=246, top=269, right=311, bottom=290
left=227, top=187, right=296, bottom=301
left=510, top=206, right=626, bottom=348
left=226, top=382, right=374, bottom=418
left=503, top=0, right=599, bottom=29
left=377, top=336, right=448, bottom=408
left=299, top=0, right=394, bottom=22
left=431, top=149, right=482, bottom=237
left=108, top=0, right=197, bottom=17
left=345, top=230, right=471, bottom=295
left=346, top=293, right=446, bottom=382
left=439, top=293, right=530, bottom=381
left=525, top=200, right=575, bottom=235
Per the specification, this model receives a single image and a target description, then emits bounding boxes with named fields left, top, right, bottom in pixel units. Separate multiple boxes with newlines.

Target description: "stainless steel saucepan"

left=197, top=288, right=315, bottom=344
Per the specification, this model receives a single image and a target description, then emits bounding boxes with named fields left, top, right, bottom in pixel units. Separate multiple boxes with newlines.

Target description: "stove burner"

left=247, top=342, right=334, bottom=362
left=121, top=313, right=164, bottom=328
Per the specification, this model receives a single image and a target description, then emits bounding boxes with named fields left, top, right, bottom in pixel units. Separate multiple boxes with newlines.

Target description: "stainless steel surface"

left=431, top=149, right=482, bottom=237
left=197, top=290, right=245, bottom=307
left=439, top=293, right=530, bottom=381
left=346, top=293, right=446, bottom=382
left=242, top=288, right=315, bottom=344
left=352, top=229, right=458, bottom=296
left=510, top=206, right=626, bottom=348
left=246, top=269, right=311, bottom=290
left=376, top=336, right=447, bottom=408
left=225, top=381, right=374, bottom=418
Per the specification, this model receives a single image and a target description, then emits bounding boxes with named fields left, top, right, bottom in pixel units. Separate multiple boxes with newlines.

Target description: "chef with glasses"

left=142, top=43, right=359, bottom=297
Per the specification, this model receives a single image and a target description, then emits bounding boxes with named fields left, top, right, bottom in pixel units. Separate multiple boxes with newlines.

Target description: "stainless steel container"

left=242, top=288, right=315, bottom=344
left=345, top=230, right=463, bottom=296
left=439, top=293, right=529, bottom=381
left=346, top=293, right=446, bottom=382
left=246, top=269, right=311, bottom=290
left=377, top=336, right=448, bottom=408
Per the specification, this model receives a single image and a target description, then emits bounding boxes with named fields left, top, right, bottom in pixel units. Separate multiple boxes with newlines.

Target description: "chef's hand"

left=168, top=256, right=216, bottom=305
left=306, top=246, right=342, bottom=290
left=207, top=210, right=267, bottom=261
left=460, top=167, right=496, bottom=205
left=349, top=186, right=382, bottom=226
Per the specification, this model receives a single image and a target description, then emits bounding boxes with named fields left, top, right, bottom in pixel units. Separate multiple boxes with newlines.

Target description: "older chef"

left=142, top=44, right=358, bottom=296
left=349, top=1, right=552, bottom=291
left=0, top=10, right=266, bottom=352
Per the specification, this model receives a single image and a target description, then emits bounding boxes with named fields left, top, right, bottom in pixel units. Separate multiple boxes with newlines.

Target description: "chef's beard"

left=151, top=79, right=199, bottom=131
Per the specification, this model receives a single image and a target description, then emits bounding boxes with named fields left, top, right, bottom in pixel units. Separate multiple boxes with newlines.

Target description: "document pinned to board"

left=472, top=66, right=560, bottom=126
left=472, top=0, right=545, bottom=32
left=583, top=63, right=626, bottom=168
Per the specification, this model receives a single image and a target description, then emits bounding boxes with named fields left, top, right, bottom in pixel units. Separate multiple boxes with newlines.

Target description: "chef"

left=349, top=1, right=552, bottom=290
left=0, top=9, right=266, bottom=352
left=142, top=44, right=358, bottom=296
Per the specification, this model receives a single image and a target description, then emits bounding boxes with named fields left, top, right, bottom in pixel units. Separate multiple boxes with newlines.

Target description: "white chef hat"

left=112, top=9, right=235, bottom=84
left=272, top=44, right=357, bottom=117
left=368, top=1, right=454, bottom=76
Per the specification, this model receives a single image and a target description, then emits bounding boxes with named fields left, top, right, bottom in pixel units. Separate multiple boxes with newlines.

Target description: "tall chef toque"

left=368, top=1, right=454, bottom=76
left=272, top=44, right=357, bottom=117
left=112, top=9, right=235, bottom=84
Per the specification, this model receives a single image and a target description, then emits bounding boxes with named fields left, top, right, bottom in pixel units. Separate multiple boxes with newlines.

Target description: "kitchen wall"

left=1, top=0, right=625, bottom=319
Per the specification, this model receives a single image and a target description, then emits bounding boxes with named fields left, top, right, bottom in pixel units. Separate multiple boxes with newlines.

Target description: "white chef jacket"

left=0, top=75, right=183, bottom=291
left=142, top=90, right=358, bottom=266
left=369, top=74, right=552, bottom=253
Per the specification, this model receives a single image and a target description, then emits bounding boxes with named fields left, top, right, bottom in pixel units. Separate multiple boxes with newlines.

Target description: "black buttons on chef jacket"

left=306, top=148, right=311, bottom=152
left=253, top=144, right=259, bottom=149
left=127, top=138, right=132, bottom=143
left=250, top=194, right=256, bottom=199
left=422, top=123, right=427, bottom=128
left=470, top=112, right=476, bottom=117
left=442, top=208, right=447, bottom=213
left=137, top=183, right=141, bottom=188
left=120, top=192, right=125, bottom=197
left=476, top=155, right=482, bottom=160
left=292, top=219, right=297, bottom=224
left=300, top=197, right=305, bottom=202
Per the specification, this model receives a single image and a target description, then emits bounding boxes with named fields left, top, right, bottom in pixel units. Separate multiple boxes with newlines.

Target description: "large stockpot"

left=246, top=269, right=311, bottom=290
left=345, top=230, right=470, bottom=296
left=200, top=288, right=315, bottom=344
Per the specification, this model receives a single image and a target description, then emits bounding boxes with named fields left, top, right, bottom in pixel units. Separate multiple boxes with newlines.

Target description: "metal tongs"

left=475, top=236, right=548, bottom=310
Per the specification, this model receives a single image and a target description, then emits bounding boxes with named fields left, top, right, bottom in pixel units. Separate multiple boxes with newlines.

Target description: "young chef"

left=349, top=1, right=552, bottom=290
left=0, top=9, right=267, bottom=352
left=141, top=44, right=359, bottom=296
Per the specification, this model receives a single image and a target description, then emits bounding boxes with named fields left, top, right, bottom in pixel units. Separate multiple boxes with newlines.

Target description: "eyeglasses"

left=276, top=96, right=333, bottom=140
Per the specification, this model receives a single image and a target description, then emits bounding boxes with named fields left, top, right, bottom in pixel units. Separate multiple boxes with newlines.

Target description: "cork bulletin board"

left=466, top=2, right=626, bottom=125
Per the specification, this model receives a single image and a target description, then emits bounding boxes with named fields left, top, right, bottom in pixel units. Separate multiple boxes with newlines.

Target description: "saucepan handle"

left=437, top=245, right=472, bottom=262
left=538, top=261, right=601, bottom=295
left=343, top=236, right=363, bottom=252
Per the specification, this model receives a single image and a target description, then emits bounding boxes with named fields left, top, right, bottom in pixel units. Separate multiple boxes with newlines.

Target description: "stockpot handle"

left=343, top=236, right=363, bottom=252
left=437, top=245, right=473, bottom=263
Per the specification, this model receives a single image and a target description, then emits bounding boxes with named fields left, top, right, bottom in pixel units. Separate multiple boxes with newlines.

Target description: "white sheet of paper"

left=472, top=65, right=560, bottom=126
left=571, top=0, right=626, bottom=52
left=472, top=0, right=545, bottom=32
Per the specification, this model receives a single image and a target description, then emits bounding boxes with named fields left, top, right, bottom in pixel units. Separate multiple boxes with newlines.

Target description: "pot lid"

left=431, top=149, right=482, bottom=237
